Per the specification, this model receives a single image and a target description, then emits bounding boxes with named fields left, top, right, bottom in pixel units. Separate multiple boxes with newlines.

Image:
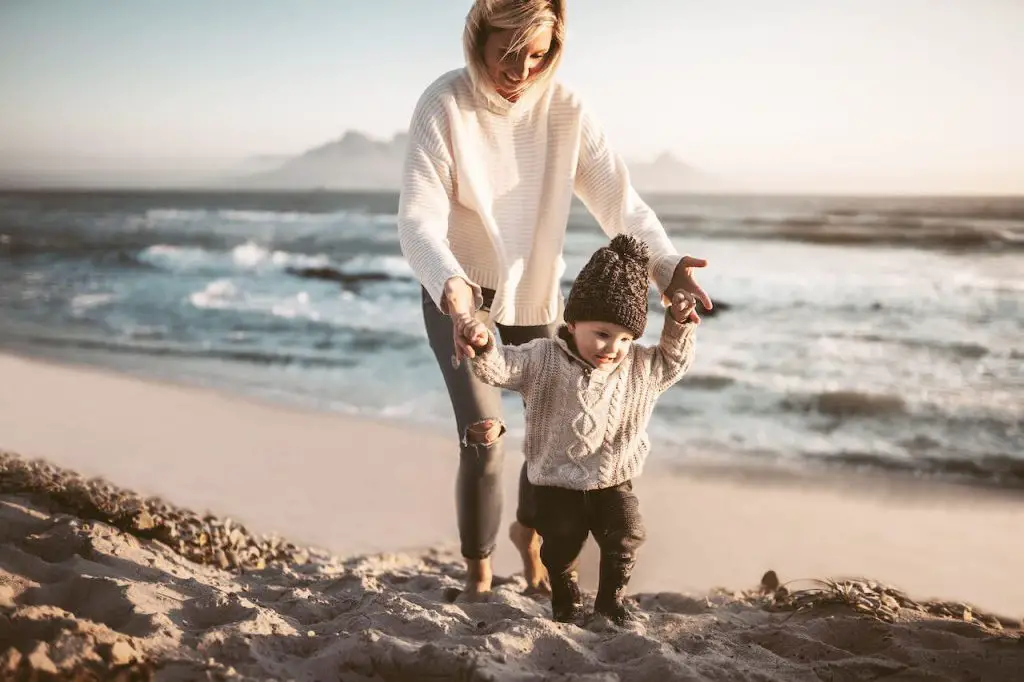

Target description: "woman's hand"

left=668, top=290, right=698, bottom=324
left=664, top=256, right=712, bottom=321
left=443, top=277, right=481, bottom=366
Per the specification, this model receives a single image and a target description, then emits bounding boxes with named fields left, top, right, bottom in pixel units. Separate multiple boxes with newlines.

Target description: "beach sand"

left=1, top=352, right=1022, bottom=680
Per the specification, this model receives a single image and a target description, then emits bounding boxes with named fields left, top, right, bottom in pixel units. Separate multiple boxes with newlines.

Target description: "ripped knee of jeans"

left=462, top=418, right=505, bottom=448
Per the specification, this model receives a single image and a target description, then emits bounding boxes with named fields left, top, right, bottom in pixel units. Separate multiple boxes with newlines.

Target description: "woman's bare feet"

left=462, top=556, right=493, bottom=600
left=509, top=521, right=550, bottom=595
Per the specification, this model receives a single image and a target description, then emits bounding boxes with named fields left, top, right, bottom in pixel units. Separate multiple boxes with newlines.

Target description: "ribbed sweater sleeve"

left=574, top=108, right=681, bottom=295
left=397, top=92, right=481, bottom=313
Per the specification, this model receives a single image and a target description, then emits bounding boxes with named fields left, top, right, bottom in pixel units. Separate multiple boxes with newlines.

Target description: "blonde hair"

left=463, top=0, right=566, bottom=99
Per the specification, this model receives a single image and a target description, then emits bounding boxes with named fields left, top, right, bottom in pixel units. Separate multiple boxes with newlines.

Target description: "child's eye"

left=596, top=332, right=608, bottom=339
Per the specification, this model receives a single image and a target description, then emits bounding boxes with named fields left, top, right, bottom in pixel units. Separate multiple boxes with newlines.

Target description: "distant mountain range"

left=235, top=131, right=718, bottom=193
left=0, top=131, right=719, bottom=192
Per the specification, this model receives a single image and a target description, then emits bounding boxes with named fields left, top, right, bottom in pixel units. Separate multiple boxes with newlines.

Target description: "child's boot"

left=549, top=570, right=583, bottom=623
left=594, top=554, right=637, bottom=626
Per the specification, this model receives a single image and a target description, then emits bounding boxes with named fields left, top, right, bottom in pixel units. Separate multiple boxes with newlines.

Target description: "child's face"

left=567, top=321, right=634, bottom=369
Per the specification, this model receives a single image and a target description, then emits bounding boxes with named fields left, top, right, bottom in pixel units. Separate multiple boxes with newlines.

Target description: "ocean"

left=1, top=190, right=1021, bottom=488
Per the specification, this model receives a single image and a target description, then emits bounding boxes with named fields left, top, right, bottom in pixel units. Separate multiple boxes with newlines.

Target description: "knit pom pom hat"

left=564, top=235, right=650, bottom=338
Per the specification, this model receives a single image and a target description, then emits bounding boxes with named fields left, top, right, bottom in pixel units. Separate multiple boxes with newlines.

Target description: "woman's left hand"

left=664, top=255, right=712, bottom=320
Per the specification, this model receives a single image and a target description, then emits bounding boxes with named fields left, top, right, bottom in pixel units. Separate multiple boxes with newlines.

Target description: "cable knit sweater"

left=397, top=68, right=682, bottom=326
left=470, top=313, right=696, bottom=491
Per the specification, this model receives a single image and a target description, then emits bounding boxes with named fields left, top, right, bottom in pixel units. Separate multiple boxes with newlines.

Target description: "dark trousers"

left=533, top=481, right=646, bottom=581
left=421, top=286, right=559, bottom=560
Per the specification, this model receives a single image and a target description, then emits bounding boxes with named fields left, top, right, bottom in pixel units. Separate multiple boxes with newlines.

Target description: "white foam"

left=220, top=209, right=333, bottom=224
left=140, top=242, right=332, bottom=274
left=144, top=208, right=209, bottom=222
left=269, top=249, right=331, bottom=270
left=145, top=207, right=357, bottom=226
left=231, top=242, right=270, bottom=269
left=70, top=292, right=116, bottom=314
left=189, top=279, right=243, bottom=310
left=339, top=254, right=414, bottom=279
left=139, top=244, right=220, bottom=271
left=271, top=292, right=321, bottom=321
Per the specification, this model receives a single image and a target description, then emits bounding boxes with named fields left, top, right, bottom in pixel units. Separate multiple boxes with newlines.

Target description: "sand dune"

left=1, top=453, right=1021, bottom=681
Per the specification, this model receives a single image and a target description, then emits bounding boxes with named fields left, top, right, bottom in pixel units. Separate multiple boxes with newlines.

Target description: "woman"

left=398, top=0, right=711, bottom=598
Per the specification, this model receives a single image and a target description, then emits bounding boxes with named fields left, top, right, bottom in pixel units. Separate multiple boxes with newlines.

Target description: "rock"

left=130, top=509, right=155, bottom=531
left=760, top=570, right=780, bottom=593
left=0, top=584, right=15, bottom=609
left=46, top=632, right=101, bottom=671
left=108, top=640, right=137, bottom=666
left=0, top=647, right=22, bottom=673
left=26, top=641, right=58, bottom=674
left=698, top=299, right=731, bottom=317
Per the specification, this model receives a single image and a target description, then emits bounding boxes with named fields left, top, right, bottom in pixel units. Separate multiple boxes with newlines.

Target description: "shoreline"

left=1, top=351, right=1023, bottom=617
left=3, top=351, right=1023, bottom=679
left=3, top=346, right=1022, bottom=499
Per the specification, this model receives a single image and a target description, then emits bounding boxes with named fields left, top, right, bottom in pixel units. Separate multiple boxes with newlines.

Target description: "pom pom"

left=608, top=234, right=650, bottom=261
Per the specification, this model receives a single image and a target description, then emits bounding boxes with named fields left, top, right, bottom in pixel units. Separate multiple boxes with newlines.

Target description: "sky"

left=0, top=0, right=1021, bottom=194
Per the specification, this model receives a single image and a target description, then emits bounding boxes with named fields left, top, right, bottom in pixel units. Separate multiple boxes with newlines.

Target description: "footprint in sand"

left=182, top=592, right=257, bottom=629
left=21, top=518, right=95, bottom=564
left=17, top=575, right=152, bottom=636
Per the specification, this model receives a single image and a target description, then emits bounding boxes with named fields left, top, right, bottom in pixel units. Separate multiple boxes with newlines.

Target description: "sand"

left=1, top=352, right=1022, bottom=680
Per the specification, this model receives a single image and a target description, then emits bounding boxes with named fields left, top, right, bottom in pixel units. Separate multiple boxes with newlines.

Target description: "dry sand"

left=1, top=352, right=1022, bottom=680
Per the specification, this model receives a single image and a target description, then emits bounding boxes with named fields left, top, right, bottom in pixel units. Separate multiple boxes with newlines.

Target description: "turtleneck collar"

left=463, top=59, right=551, bottom=117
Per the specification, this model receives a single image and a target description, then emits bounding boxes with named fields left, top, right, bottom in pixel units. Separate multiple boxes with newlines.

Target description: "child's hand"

left=669, top=290, right=699, bottom=324
left=461, top=317, right=490, bottom=350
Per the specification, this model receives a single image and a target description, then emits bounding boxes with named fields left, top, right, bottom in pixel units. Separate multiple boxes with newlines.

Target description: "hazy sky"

left=1, top=0, right=1021, bottom=193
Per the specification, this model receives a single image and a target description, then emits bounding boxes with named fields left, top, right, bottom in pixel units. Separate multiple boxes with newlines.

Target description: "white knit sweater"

left=397, top=68, right=681, bottom=326
left=470, top=314, right=696, bottom=490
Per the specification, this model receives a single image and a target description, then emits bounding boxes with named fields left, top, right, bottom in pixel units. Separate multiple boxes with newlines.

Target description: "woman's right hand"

left=444, top=277, right=480, bottom=365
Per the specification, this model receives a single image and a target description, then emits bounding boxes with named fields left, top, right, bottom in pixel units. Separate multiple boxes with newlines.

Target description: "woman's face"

left=482, top=26, right=553, bottom=101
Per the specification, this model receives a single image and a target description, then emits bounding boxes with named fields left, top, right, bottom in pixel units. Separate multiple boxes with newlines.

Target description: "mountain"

left=234, top=131, right=714, bottom=193
left=627, top=151, right=709, bottom=194
left=238, top=132, right=409, bottom=190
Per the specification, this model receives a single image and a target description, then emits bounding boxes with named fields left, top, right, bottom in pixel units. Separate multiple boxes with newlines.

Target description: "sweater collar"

left=462, top=64, right=551, bottom=117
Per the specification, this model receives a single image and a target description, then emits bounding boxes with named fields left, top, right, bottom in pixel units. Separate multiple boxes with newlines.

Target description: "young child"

left=462, top=235, right=698, bottom=626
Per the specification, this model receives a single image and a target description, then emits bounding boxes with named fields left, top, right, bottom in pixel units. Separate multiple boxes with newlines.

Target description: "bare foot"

left=462, top=556, right=493, bottom=599
left=509, top=521, right=550, bottom=595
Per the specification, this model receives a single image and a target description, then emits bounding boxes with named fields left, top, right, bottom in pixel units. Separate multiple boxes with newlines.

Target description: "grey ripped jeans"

left=422, top=286, right=558, bottom=560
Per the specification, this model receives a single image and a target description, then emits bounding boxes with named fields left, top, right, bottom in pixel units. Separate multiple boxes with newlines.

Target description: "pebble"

left=1, top=648, right=22, bottom=673
left=0, top=451, right=309, bottom=572
left=26, top=642, right=58, bottom=674
left=108, top=640, right=137, bottom=666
